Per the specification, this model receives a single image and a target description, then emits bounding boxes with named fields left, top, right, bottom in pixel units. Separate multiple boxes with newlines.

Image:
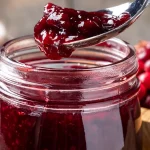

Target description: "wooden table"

left=141, top=108, right=150, bottom=150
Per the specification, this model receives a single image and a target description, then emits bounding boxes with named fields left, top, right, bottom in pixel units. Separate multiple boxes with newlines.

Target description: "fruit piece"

left=144, top=60, right=150, bottom=72
left=138, top=72, right=150, bottom=90
left=34, top=17, right=47, bottom=33
left=138, top=60, right=144, bottom=75
left=135, top=40, right=150, bottom=62
left=137, top=49, right=150, bottom=62
left=138, top=84, right=147, bottom=101
left=78, top=19, right=101, bottom=36
left=135, top=41, right=150, bottom=53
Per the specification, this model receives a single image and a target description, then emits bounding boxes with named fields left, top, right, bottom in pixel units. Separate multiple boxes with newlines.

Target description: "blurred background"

left=0, top=0, right=149, bottom=45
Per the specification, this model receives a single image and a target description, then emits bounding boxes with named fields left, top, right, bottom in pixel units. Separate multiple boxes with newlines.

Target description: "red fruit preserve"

left=0, top=36, right=142, bottom=150
left=34, top=3, right=130, bottom=60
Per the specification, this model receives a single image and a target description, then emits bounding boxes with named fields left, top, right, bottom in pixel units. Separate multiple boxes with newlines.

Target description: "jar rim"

left=1, top=35, right=136, bottom=72
left=0, top=35, right=139, bottom=102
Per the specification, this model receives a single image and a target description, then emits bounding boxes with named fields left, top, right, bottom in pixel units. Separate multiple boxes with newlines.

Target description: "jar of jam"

left=0, top=36, right=142, bottom=150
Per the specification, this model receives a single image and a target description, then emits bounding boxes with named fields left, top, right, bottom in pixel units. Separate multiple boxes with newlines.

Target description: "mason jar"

left=0, top=36, right=142, bottom=150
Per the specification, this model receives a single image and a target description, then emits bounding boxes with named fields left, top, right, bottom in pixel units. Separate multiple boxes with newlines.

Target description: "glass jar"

left=0, top=36, right=142, bottom=150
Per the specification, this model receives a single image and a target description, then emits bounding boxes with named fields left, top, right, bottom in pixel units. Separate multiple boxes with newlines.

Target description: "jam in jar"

left=0, top=36, right=142, bottom=150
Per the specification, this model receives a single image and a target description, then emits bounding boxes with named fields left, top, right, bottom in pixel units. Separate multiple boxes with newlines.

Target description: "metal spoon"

left=63, top=0, right=150, bottom=49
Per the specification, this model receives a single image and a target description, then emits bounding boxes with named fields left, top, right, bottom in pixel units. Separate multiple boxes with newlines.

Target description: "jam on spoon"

left=34, top=3, right=130, bottom=60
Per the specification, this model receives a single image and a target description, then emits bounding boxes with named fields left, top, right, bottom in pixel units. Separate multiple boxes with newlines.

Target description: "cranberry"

left=138, top=72, right=150, bottom=90
left=145, top=41, right=150, bottom=50
left=136, top=41, right=150, bottom=63
left=34, top=3, right=130, bottom=60
left=138, top=60, right=144, bottom=75
left=137, top=49, right=150, bottom=62
left=138, top=83, right=147, bottom=101
left=135, top=41, right=150, bottom=53
left=144, top=60, right=150, bottom=72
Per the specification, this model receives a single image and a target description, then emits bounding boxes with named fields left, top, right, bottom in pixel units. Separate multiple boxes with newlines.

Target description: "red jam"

left=34, top=3, right=130, bottom=60
left=0, top=87, right=141, bottom=150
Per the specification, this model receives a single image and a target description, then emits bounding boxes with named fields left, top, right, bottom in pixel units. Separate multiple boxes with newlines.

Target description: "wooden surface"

left=141, top=108, right=150, bottom=150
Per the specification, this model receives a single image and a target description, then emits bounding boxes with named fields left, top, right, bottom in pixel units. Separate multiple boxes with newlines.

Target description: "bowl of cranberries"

left=136, top=41, right=150, bottom=108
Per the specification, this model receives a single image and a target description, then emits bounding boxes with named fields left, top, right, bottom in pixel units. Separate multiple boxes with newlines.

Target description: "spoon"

left=63, top=0, right=150, bottom=49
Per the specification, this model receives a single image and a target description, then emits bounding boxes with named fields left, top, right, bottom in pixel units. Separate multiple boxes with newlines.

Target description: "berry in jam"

left=34, top=3, right=130, bottom=60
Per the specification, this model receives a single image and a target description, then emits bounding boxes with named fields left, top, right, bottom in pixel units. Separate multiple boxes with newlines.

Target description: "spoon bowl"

left=64, top=0, right=150, bottom=49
